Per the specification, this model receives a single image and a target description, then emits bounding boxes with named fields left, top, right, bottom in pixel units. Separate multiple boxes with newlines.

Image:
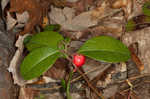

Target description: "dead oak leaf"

left=10, top=0, right=47, bottom=35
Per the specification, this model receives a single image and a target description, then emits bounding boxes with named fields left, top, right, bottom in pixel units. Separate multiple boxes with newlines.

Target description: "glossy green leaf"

left=20, top=47, right=60, bottom=80
left=23, top=35, right=32, bottom=45
left=143, top=1, right=150, bottom=16
left=25, top=31, right=64, bottom=51
left=78, top=36, right=130, bottom=63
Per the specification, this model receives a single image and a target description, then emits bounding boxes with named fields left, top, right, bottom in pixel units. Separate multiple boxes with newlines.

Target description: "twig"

left=90, top=64, right=113, bottom=85
left=119, top=83, right=141, bottom=94
left=98, top=9, right=122, bottom=20
left=66, top=56, right=104, bottom=99
left=29, top=65, right=104, bottom=91
left=71, top=66, right=106, bottom=83
left=144, top=80, right=150, bottom=83
left=118, top=73, right=150, bottom=83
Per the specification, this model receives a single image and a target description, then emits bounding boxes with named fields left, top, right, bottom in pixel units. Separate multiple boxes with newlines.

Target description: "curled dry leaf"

left=111, top=0, right=145, bottom=20
left=16, top=11, right=29, bottom=24
left=123, top=27, right=150, bottom=74
left=8, top=34, right=38, bottom=86
left=6, top=12, right=17, bottom=30
left=1, top=0, right=9, bottom=10
left=129, top=45, right=144, bottom=72
left=91, top=1, right=108, bottom=19
left=111, top=0, right=133, bottom=19
left=9, top=0, right=51, bottom=35
left=112, top=0, right=128, bottom=9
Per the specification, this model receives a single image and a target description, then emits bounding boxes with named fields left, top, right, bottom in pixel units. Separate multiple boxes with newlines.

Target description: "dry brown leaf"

left=91, top=1, right=108, bottom=19
left=44, top=58, right=69, bottom=80
left=49, top=7, right=98, bottom=31
left=8, top=34, right=38, bottom=86
left=129, top=45, right=144, bottom=72
left=16, top=11, right=29, bottom=24
left=10, top=0, right=49, bottom=35
left=123, top=27, right=150, bottom=74
left=112, top=0, right=128, bottom=9
left=1, top=0, right=9, bottom=10
left=90, top=19, right=123, bottom=38
left=6, top=12, right=17, bottom=30
left=111, top=0, right=133, bottom=19
left=19, top=87, right=39, bottom=99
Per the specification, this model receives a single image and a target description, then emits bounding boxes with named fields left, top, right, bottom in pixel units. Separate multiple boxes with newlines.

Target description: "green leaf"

left=143, top=1, right=150, bottom=16
left=125, top=19, right=136, bottom=32
left=20, top=47, right=60, bottom=80
left=44, top=24, right=61, bottom=31
left=25, top=31, right=64, bottom=51
left=23, top=35, right=32, bottom=45
left=78, top=36, right=130, bottom=63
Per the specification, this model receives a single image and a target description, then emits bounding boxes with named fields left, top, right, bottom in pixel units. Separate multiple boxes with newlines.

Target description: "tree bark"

left=0, top=1, right=18, bottom=99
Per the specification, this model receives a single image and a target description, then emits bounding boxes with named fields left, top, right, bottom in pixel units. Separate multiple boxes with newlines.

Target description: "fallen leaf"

left=44, top=58, right=69, bottom=80
left=1, top=0, right=9, bottom=10
left=10, top=0, right=47, bottom=35
left=8, top=34, right=38, bottom=86
left=49, top=7, right=98, bottom=31
left=6, top=12, right=17, bottom=30
left=19, top=87, right=39, bottom=99
left=123, top=27, right=150, bottom=74
left=16, top=11, right=29, bottom=24
left=129, top=45, right=144, bottom=72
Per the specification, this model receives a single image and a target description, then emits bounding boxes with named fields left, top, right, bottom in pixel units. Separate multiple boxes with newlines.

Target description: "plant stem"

left=66, top=56, right=104, bottom=99
left=66, top=71, right=73, bottom=99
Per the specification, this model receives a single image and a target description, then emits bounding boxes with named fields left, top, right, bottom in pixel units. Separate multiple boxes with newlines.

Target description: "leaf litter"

left=5, top=0, right=150, bottom=98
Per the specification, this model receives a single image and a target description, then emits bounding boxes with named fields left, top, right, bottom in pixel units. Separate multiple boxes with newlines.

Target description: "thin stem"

left=66, top=55, right=104, bottom=99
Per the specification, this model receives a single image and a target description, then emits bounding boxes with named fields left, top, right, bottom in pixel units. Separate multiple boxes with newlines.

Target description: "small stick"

left=118, top=73, right=150, bottom=83
left=28, top=65, right=104, bottom=90
left=66, top=56, right=104, bottom=99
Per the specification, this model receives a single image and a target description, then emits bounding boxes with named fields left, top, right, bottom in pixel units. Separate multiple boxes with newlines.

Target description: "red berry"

left=73, top=54, right=85, bottom=67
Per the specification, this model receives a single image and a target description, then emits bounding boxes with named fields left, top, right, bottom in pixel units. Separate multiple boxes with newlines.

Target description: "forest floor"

left=1, top=0, right=150, bottom=99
